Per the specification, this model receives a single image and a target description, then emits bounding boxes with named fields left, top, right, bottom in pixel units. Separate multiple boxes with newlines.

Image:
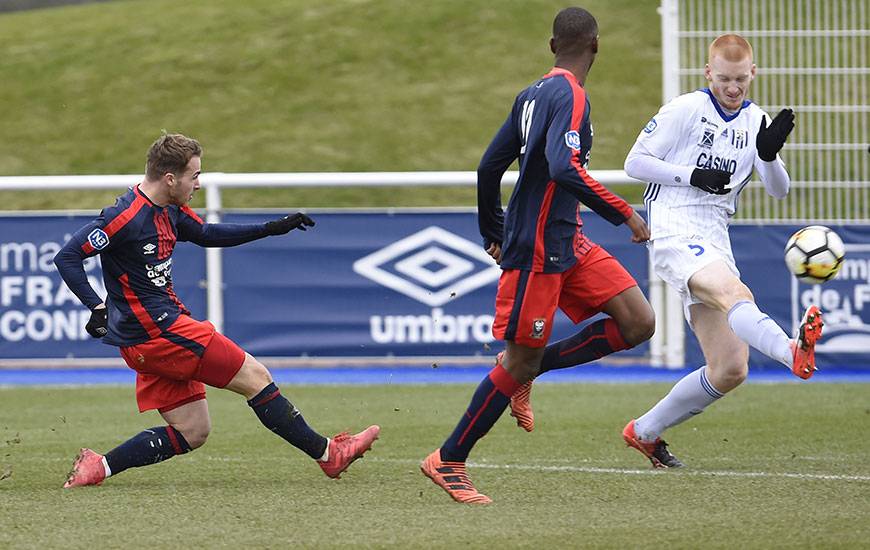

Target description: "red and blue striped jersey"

left=54, top=186, right=270, bottom=346
left=477, top=67, right=634, bottom=273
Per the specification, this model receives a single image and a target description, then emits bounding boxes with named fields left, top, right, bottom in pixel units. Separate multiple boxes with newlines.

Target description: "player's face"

left=169, top=156, right=201, bottom=206
left=705, top=55, right=756, bottom=111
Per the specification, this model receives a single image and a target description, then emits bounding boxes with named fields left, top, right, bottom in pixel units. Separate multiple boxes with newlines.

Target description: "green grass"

left=0, top=0, right=660, bottom=210
left=1, top=382, right=868, bottom=548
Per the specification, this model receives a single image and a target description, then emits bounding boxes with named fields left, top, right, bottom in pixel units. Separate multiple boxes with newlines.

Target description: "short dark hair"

left=552, top=7, right=598, bottom=56
left=145, top=133, right=202, bottom=181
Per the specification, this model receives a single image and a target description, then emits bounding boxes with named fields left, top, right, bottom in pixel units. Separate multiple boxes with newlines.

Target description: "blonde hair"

left=708, top=34, right=753, bottom=63
left=146, top=133, right=202, bottom=181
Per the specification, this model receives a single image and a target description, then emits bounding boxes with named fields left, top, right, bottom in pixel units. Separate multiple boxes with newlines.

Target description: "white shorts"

left=651, top=234, right=740, bottom=319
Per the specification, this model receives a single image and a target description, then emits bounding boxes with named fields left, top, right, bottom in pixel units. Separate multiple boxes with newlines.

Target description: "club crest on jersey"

left=143, top=243, right=157, bottom=255
left=730, top=128, right=748, bottom=149
left=564, top=130, right=582, bottom=151
left=531, top=318, right=546, bottom=339
left=87, top=228, right=109, bottom=250
left=643, top=118, right=657, bottom=134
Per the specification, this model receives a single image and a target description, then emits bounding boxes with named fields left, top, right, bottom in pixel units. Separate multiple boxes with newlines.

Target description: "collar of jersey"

left=701, top=88, right=751, bottom=122
left=134, top=184, right=161, bottom=208
left=544, top=67, right=578, bottom=82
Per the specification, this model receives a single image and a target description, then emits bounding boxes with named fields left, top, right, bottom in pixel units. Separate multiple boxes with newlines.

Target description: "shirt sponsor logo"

left=145, top=258, right=172, bottom=287
left=87, top=229, right=110, bottom=250
left=696, top=152, right=737, bottom=174
left=564, top=130, right=582, bottom=151
left=643, top=118, right=657, bottom=134
left=699, top=128, right=715, bottom=148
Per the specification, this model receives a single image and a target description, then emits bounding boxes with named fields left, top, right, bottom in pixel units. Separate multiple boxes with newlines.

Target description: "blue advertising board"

left=220, top=211, right=650, bottom=358
left=0, top=214, right=205, bottom=359
left=1, top=211, right=866, bottom=372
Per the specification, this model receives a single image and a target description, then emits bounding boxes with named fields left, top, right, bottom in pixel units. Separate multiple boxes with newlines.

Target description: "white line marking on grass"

left=374, top=457, right=870, bottom=482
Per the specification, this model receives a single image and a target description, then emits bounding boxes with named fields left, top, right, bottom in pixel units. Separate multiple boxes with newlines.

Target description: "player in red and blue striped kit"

left=55, top=134, right=379, bottom=488
left=421, top=7, right=655, bottom=504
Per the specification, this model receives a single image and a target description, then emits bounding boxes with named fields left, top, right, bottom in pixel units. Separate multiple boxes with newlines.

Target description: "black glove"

left=264, top=213, right=315, bottom=235
left=690, top=168, right=731, bottom=195
left=86, top=307, right=108, bottom=338
left=756, top=108, right=795, bottom=161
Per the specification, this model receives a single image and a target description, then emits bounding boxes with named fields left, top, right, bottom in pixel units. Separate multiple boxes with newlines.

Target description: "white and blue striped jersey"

left=627, top=88, right=786, bottom=240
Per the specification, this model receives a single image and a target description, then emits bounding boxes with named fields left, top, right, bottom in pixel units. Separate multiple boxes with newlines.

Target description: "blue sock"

left=248, top=382, right=327, bottom=460
left=104, top=425, right=191, bottom=476
left=441, top=365, right=520, bottom=462
left=540, top=319, right=629, bottom=374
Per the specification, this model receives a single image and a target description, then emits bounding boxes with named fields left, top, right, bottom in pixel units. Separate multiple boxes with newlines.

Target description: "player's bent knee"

left=225, top=354, right=275, bottom=398
left=185, top=428, right=210, bottom=449
left=708, top=360, right=748, bottom=390
left=623, top=311, right=656, bottom=347
left=722, top=281, right=755, bottom=309
left=174, top=422, right=211, bottom=449
left=720, top=366, right=748, bottom=388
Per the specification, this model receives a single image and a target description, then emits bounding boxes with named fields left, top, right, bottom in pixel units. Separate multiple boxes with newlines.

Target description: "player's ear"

left=549, top=37, right=556, bottom=55
left=590, top=35, right=598, bottom=54
left=704, top=64, right=712, bottom=81
left=750, top=63, right=757, bottom=79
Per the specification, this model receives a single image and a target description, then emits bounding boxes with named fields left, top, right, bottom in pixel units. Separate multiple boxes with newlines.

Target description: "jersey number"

left=520, top=99, right=535, bottom=154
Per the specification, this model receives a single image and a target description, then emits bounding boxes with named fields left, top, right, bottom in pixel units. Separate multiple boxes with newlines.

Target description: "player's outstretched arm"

left=177, top=208, right=315, bottom=247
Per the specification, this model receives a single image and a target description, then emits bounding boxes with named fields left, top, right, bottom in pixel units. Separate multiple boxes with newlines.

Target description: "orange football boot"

left=63, top=448, right=106, bottom=488
left=319, top=425, right=380, bottom=479
left=420, top=448, right=492, bottom=504
left=791, top=305, right=823, bottom=380
left=622, top=420, right=684, bottom=469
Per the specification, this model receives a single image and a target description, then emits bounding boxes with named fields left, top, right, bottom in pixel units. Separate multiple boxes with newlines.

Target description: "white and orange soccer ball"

left=784, top=225, right=846, bottom=284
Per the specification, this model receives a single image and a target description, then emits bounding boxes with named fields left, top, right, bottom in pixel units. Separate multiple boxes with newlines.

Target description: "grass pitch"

left=0, top=0, right=658, bottom=210
left=1, top=382, right=868, bottom=548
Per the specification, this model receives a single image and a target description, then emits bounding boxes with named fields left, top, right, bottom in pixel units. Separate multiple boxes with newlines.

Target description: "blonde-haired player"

left=619, top=34, right=822, bottom=467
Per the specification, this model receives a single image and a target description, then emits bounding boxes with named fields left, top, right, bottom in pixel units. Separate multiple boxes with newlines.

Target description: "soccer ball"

left=784, top=225, right=846, bottom=284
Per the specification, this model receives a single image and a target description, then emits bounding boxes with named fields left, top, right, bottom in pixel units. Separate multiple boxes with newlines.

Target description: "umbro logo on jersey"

left=643, top=118, right=657, bottom=134
left=564, top=130, right=582, bottom=151
left=87, top=228, right=110, bottom=250
left=143, top=243, right=157, bottom=255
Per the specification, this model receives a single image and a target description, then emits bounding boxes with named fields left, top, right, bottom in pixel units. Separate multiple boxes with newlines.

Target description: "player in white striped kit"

left=620, top=34, right=823, bottom=468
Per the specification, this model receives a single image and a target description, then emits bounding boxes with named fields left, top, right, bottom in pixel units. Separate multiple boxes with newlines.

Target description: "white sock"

left=634, top=366, right=724, bottom=441
left=727, top=300, right=792, bottom=367
left=101, top=456, right=112, bottom=477
left=317, top=439, right=330, bottom=462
